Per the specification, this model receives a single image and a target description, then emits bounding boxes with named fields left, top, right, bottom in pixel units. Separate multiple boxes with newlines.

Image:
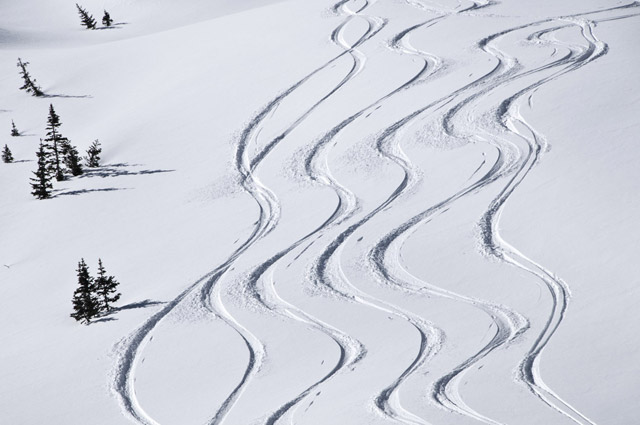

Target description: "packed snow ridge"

left=1, top=0, right=639, bottom=424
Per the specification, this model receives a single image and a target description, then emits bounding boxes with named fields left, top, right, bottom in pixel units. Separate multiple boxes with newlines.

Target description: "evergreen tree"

left=11, top=120, right=20, bottom=137
left=63, top=143, right=83, bottom=176
left=102, top=10, right=113, bottom=27
left=30, top=141, right=53, bottom=199
left=76, top=4, right=96, bottom=29
left=16, top=58, right=44, bottom=97
left=43, top=104, right=67, bottom=181
left=95, top=259, right=121, bottom=312
left=2, top=145, right=13, bottom=163
left=70, top=259, right=101, bottom=324
left=85, top=139, right=102, bottom=167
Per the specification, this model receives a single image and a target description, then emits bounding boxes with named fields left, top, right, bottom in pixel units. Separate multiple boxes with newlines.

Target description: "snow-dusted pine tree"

left=11, top=120, right=20, bottom=137
left=17, top=58, right=44, bottom=97
left=85, top=139, right=102, bottom=167
left=102, top=10, right=113, bottom=27
left=70, top=259, right=101, bottom=324
left=2, top=145, right=13, bottom=163
left=30, top=141, right=53, bottom=199
left=95, top=259, right=121, bottom=312
left=43, top=104, right=67, bottom=181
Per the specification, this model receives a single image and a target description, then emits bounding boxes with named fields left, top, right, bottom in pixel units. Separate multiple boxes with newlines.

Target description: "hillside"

left=1, top=0, right=639, bottom=424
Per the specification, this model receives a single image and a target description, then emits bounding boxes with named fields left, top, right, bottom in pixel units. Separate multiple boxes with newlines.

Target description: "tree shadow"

left=95, top=22, right=129, bottom=30
left=106, top=162, right=142, bottom=167
left=80, top=163, right=175, bottom=179
left=115, top=299, right=165, bottom=312
left=94, top=299, right=165, bottom=323
left=55, top=187, right=129, bottom=197
left=93, top=317, right=117, bottom=323
left=12, top=159, right=33, bottom=163
left=42, top=93, right=92, bottom=99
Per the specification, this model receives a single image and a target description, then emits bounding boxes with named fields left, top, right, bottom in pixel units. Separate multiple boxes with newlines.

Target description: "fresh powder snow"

left=1, top=0, right=639, bottom=424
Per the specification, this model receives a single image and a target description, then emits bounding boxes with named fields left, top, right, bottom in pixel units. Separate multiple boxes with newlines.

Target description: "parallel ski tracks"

left=476, top=11, right=636, bottom=425
left=368, top=3, right=640, bottom=425
left=110, top=2, right=640, bottom=425
left=210, top=2, right=456, bottom=424
left=111, top=1, right=384, bottom=424
left=203, top=2, right=388, bottom=424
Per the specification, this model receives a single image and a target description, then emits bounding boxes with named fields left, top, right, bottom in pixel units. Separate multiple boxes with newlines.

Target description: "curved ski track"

left=111, top=1, right=384, bottom=424
left=110, top=1, right=640, bottom=425
left=368, top=3, right=640, bottom=425
left=221, top=1, right=449, bottom=424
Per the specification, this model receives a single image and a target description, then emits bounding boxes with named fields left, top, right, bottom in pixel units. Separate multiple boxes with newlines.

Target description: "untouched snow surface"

left=1, top=0, right=639, bottom=424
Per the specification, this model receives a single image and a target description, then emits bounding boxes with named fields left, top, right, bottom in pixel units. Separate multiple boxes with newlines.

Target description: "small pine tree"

left=43, top=104, right=66, bottom=181
left=2, top=145, right=14, bottom=163
left=17, top=58, right=44, bottom=97
left=85, top=139, right=102, bottom=167
left=76, top=4, right=96, bottom=29
left=30, top=141, right=53, bottom=199
left=64, top=143, right=83, bottom=176
left=11, top=120, right=20, bottom=137
left=95, top=259, right=121, bottom=312
left=70, top=259, right=101, bottom=324
left=102, top=10, right=113, bottom=27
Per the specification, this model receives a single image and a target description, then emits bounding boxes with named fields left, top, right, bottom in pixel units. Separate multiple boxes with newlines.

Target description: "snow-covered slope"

left=1, top=0, right=639, bottom=424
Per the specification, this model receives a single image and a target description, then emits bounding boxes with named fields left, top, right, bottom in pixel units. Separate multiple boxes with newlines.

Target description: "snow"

left=1, top=0, right=639, bottom=424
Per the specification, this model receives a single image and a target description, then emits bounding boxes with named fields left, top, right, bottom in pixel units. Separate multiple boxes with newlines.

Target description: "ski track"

left=263, top=3, right=455, bottom=425
left=292, top=1, right=526, bottom=422
left=109, top=1, right=640, bottom=425
left=236, top=1, right=442, bottom=423
left=262, top=1, right=518, bottom=424
left=204, top=1, right=391, bottom=424
left=476, top=6, right=639, bottom=424
left=111, top=1, right=383, bottom=423
left=362, top=4, right=529, bottom=422
left=368, top=3, right=639, bottom=425
left=239, top=2, right=454, bottom=424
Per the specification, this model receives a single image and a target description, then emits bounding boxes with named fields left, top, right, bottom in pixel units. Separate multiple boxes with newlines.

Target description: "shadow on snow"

left=80, top=163, right=175, bottom=179
left=55, top=187, right=129, bottom=197
left=93, top=299, right=166, bottom=323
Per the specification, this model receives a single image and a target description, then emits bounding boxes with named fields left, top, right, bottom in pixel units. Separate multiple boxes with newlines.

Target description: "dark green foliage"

left=76, top=4, right=96, bottom=29
left=17, top=58, right=44, bottom=97
left=11, top=120, right=20, bottom=137
left=2, top=145, right=13, bottom=163
left=30, top=141, right=53, bottom=199
left=63, top=143, right=83, bottom=176
left=43, top=104, right=67, bottom=181
left=43, top=104, right=84, bottom=179
left=95, top=259, right=121, bottom=312
left=70, top=258, right=122, bottom=324
left=102, top=10, right=113, bottom=27
left=85, top=139, right=101, bottom=167
left=70, top=259, right=101, bottom=324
